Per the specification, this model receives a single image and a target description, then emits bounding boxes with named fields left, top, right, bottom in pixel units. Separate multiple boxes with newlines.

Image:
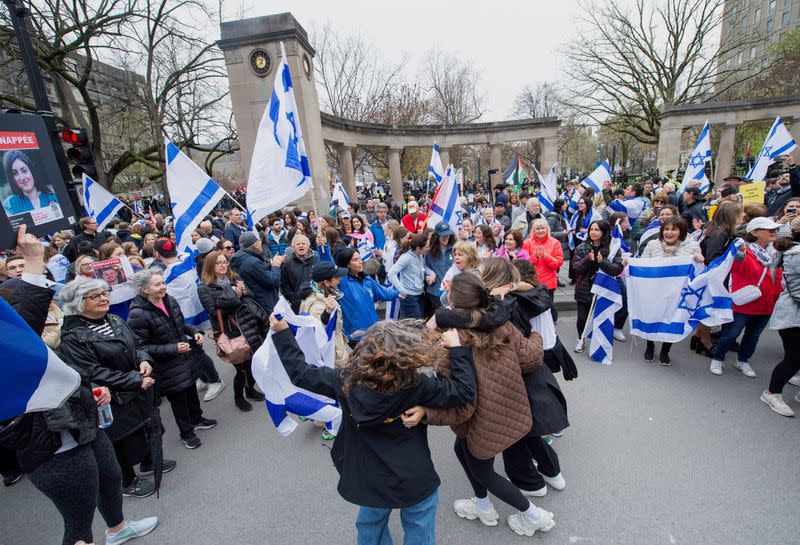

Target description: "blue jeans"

left=356, top=489, right=439, bottom=545
left=398, top=294, right=425, bottom=319
left=712, top=312, right=771, bottom=362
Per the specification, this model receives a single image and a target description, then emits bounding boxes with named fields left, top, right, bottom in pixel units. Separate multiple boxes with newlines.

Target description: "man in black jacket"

left=63, top=216, right=108, bottom=262
left=230, top=231, right=283, bottom=314
left=680, top=187, right=707, bottom=232
left=280, top=234, right=318, bottom=312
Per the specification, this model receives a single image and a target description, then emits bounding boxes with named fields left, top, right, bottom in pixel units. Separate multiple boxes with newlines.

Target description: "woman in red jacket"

left=523, top=218, right=564, bottom=304
left=709, top=217, right=784, bottom=377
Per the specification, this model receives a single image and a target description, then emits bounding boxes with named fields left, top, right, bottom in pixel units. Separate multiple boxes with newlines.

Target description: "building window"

left=751, top=45, right=757, bottom=58
left=770, top=0, right=776, bottom=13
left=738, top=51, right=745, bottom=64
left=785, top=0, right=791, bottom=7
left=755, top=7, right=761, bottom=22
left=767, top=18, right=775, bottom=31
left=783, top=11, right=790, bottom=24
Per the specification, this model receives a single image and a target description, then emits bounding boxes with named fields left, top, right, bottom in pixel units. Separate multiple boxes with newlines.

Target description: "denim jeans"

left=196, top=348, right=221, bottom=383
left=398, top=294, right=425, bottom=319
left=356, top=489, right=438, bottom=545
left=712, top=312, right=771, bottom=362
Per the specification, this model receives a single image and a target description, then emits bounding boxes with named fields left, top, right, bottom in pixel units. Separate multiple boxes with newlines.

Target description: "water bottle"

left=93, top=388, right=114, bottom=429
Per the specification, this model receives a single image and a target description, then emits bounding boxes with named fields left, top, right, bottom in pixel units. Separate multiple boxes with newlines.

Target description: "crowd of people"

left=1, top=151, right=799, bottom=544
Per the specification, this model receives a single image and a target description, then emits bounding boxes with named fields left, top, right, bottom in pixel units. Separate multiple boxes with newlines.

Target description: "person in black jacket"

left=270, top=316, right=475, bottom=545
left=128, top=270, right=216, bottom=449
left=280, top=234, right=318, bottom=312
left=230, top=231, right=283, bottom=315
left=198, top=250, right=267, bottom=412
left=63, top=216, right=109, bottom=262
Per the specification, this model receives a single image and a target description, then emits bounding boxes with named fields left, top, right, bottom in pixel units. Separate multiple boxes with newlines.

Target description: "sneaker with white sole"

left=760, top=390, right=795, bottom=417
left=613, top=329, right=626, bottom=342
left=789, top=372, right=800, bottom=387
left=203, top=380, right=225, bottom=402
left=521, top=485, right=547, bottom=497
left=709, top=360, right=723, bottom=376
left=507, top=510, right=556, bottom=537
left=542, top=472, right=566, bottom=491
left=573, top=338, right=584, bottom=353
left=453, top=498, right=499, bottom=526
left=734, top=361, right=756, bottom=378
left=105, top=517, right=158, bottom=545
left=195, top=379, right=208, bottom=392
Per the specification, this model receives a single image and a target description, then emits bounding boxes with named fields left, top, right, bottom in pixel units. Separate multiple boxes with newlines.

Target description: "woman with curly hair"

left=270, top=317, right=476, bottom=545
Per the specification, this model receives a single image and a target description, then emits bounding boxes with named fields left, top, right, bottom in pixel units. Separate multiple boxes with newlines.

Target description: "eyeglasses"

left=223, top=245, right=234, bottom=250
left=83, top=290, right=110, bottom=302
left=215, top=259, right=228, bottom=265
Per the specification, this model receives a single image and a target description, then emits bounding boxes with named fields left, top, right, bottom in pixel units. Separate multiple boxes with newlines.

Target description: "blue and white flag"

left=357, top=237, right=375, bottom=261
left=581, top=161, right=612, bottom=193
left=746, top=116, right=797, bottom=182
left=164, top=139, right=226, bottom=255
left=251, top=297, right=342, bottom=436
left=330, top=179, right=350, bottom=210
left=626, top=239, right=741, bottom=342
left=82, top=174, right=123, bottom=230
left=538, top=162, right=559, bottom=212
left=428, top=164, right=463, bottom=233
left=609, top=218, right=630, bottom=257
left=568, top=207, right=601, bottom=249
left=608, top=196, right=646, bottom=223
left=561, top=187, right=580, bottom=214
left=164, top=252, right=209, bottom=329
left=636, top=219, right=661, bottom=256
left=247, top=42, right=313, bottom=220
left=428, top=141, right=445, bottom=185
left=0, top=296, right=80, bottom=421
left=588, top=271, right=623, bottom=365
left=681, top=122, right=712, bottom=194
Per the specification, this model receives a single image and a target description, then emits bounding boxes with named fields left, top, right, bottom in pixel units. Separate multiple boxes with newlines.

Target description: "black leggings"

left=453, top=437, right=529, bottom=512
left=645, top=340, right=672, bottom=354
left=769, top=328, right=800, bottom=394
left=576, top=301, right=592, bottom=337
left=28, top=431, right=124, bottom=545
left=233, top=359, right=257, bottom=399
left=503, top=435, right=561, bottom=492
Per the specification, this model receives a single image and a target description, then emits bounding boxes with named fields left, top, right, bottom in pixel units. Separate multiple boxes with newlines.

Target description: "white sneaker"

left=203, top=379, right=226, bottom=402
left=573, top=338, right=585, bottom=353
left=709, top=360, right=723, bottom=376
left=789, top=372, right=800, bottom=387
left=507, top=510, right=556, bottom=537
left=521, top=485, right=547, bottom=497
left=760, top=390, right=795, bottom=417
left=195, top=379, right=208, bottom=392
left=453, top=498, right=499, bottom=526
left=734, top=361, right=756, bottom=378
left=542, top=472, right=566, bottom=491
left=613, top=329, right=626, bottom=342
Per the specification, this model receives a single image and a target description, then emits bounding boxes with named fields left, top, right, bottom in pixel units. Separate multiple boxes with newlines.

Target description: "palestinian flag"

left=503, top=153, right=527, bottom=188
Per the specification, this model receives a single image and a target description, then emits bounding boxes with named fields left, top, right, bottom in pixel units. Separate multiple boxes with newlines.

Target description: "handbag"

left=731, top=266, right=768, bottom=306
left=214, top=309, right=252, bottom=365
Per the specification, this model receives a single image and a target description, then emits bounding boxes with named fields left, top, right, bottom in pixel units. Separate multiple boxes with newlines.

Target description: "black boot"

left=643, top=341, right=655, bottom=362
left=659, top=343, right=672, bottom=366
left=235, top=397, right=253, bottom=412
left=245, top=388, right=265, bottom=401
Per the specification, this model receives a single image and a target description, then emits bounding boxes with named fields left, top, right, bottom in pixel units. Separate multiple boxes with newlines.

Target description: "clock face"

left=249, top=49, right=271, bottom=77
left=302, top=54, right=312, bottom=80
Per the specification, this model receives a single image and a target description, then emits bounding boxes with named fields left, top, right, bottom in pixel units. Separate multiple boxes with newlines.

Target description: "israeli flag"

left=588, top=271, right=623, bottom=365
left=0, top=296, right=80, bottom=421
left=538, top=162, right=559, bottom=212
left=561, top=187, right=580, bottom=214
left=357, top=237, right=375, bottom=261
left=428, top=141, right=445, bottom=185
left=428, top=165, right=463, bottom=233
left=568, top=207, right=601, bottom=249
left=608, top=196, right=646, bottom=223
left=82, top=174, right=123, bottom=230
left=746, top=116, right=798, bottom=182
left=164, top=253, right=209, bottom=329
left=251, top=298, right=342, bottom=436
left=247, top=42, right=313, bottom=221
left=330, top=179, right=350, bottom=209
left=609, top=218, right=630, bottom=257
left=626, top=239, right=741, bottom=342
left=582, top=161, right=612, bottom=193
left=636, top=219, right=661, bottom=256
left=681, top=122, right=712, bottom=194
left=164, top=139, right=226, bottom=255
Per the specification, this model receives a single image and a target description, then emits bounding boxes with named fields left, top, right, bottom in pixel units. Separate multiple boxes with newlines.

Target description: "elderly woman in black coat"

left=127, top=269, right=217, bottom=450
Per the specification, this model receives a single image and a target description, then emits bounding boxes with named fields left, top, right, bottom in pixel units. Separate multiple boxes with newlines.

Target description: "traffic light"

left=61, top=128, right=98, bottom=180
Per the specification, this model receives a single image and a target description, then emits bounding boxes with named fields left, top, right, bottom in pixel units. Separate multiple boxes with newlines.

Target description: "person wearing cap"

left=493, top=201, right=512, bottom=231
left=298, top=262, right=352, bottom=371
left=679, top=186, right=707, bottom=233
left=194, top=237, right=216, bottom=277
left=230, top=231, right=283, bottom=316
left=709, top=216, right=784, bottom=378
left=424, top=223, right=455, bottom=313
left=401, top=200, right=426, bottom=233
left=148, top=238, right=179, bottom=272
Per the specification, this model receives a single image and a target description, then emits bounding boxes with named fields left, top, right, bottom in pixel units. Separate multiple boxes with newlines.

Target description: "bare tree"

left=421, top=49, right=485, bottom=125
left=561, top=0, right=759, bottom=145
left=512, top=82, right=563, bottom=119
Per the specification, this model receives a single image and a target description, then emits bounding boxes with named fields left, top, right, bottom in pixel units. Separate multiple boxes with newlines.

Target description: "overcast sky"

left=225, top=0, right=588, bottom=121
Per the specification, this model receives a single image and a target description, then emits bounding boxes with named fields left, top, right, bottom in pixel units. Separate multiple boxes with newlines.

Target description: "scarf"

left=659, top=241, right=680, bottom=257
left=747, top=241, right=774, bottom=268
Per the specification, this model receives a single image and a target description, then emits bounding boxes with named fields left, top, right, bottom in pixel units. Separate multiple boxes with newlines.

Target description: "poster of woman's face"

left=0, top=149, right=63, bottom=221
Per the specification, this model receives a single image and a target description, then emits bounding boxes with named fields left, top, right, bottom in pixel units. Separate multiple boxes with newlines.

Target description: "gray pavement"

left=2, top=313, right=799, bottom=545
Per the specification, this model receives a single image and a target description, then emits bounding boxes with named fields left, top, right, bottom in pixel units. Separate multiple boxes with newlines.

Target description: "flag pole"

left=579, top=293, right=598, bottom=342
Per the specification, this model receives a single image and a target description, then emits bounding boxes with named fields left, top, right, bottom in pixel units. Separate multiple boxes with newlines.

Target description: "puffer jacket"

left=280, top=250, right=318, bottom=313
left=769, top=244, right=800, bottom=330
left=523, top=234, right=564, bottom=290
left=571, top=241, right=624, bottom=304
left=198, top=279, right=269, bottom=353
left=127, top=294, right=199, bottom=395
left=730, top=247, right=783, bottom=316
left=230, top=248, right=281, bottom=314
left=297, top=281, right=351, bottom=367
left=640, top=237, right=701, bottom=258
left=546, top=211, right=569, bottom=254
left=426, top=303, right=543, bottom=460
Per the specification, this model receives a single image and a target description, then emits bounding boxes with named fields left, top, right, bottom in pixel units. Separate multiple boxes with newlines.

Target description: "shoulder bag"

left=214, top=309, right=252, bottom=365
left=730, top=266, right=768, bottom=306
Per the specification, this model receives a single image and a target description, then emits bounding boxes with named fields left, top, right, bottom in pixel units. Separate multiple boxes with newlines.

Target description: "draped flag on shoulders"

left=588, top=271, right=623, bottom=365
left=0, top=296, right=80, bottom=421
left=251, top=297, right=342, bottom=436
left=626, top=239, right=741, bottom=342
left=428, top=164, right=463, bottom=233
left=164, top=252, right=209, bottom=329
left=561, top=187, right=579, bottom=214
left=82, top=174, right=123, bottom=230
left=428, top=141, right=445, bottom=186
left=247, top=42, right=313, bottom=221
left=681, top=122, right=712, bottom=194
left=636, top=219, right=661, bottom=256
left=608, top=196, right=646, bottom=224
left=568, top=207, right=601, bottom=249
left=746, top=116, right=797, bottom=182
left=538, top=162, right=559, bottom=212
left=330, top=179, right=350, bottom=210
left=581, top=161, right=612, bottom=193
left=609, top=218, right=630, bottom=258
left=164, top=139, right=226, bottom=255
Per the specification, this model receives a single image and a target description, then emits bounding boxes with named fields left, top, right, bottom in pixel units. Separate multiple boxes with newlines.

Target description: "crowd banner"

left=251, top=297, right=342, bottom=437
left=91, top=256, right=135, bottom=304
left=246, top=41, right=313, bottom=221
left=82, top=174, right=123, bottom=230
left=680, top=121, right=712, bottom=194
left=739, top=181, right=766, bottom=204
left=608, top=195, right=646, bottom=223
left=0, top=296, right=80, bottom=421
left=746, top=116, right=797, bottom=182
left=164, top=253, right=209, bottom=329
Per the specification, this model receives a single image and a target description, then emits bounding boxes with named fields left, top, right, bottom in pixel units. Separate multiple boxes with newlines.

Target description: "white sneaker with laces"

left=195, top=379, right=208, bottom=392
left=734, top=361, right=756, bottom=378
left=453, top=498, right=499, bottom=526
left=760, top=390, right=795, bottom=417
left=521, top=485, right=547, bottom=497
left=613, top=329, right=626, bottom=342
left=789, top=372, right=800, bottom=387
left=573, top=338, right=585, bottom=353
left=709, top=360, right=723, bottom=376
left=203, top=379, right=226, bottom=402
left=507, top=510, right=556, bottom=536
left=105, top=517, right=159, bottom=545
left=542, top=472, right=566, bottom=491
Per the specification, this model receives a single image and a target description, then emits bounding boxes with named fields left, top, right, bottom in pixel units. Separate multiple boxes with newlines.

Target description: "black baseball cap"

left=312, top=262, right=347, bottom=282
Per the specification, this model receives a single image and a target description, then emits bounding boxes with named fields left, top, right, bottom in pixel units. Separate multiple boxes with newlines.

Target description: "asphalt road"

left=2, top=313, right=798, bottom=545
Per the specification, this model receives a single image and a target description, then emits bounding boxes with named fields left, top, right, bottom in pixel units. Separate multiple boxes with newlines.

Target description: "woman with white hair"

left=523, top=218, right=564, bottom=309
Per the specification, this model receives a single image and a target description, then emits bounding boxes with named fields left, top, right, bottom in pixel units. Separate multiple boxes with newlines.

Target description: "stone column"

left=338, top=144, right=356, bottom=202
left=786, top=119, right=800, bottom=164
left=439, top=147, right=450, bottom=169
left=388, top=147, right=404, bottom=202
left=656, top=127, right=683, bottom=176
left=714, top=124, right=737, bottom=185
left=541, top=137, right=559, bottom=172
left=489, top=143, right=503, bottom=199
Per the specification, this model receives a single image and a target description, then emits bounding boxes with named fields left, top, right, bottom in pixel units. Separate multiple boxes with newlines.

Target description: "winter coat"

left=730, top=247, right=783, bottom=316
left=63, top=230, right=109, bottom=262
left=546, top=211, right=569, bottom=254
left=272, top=328, right=476, bottom=508
left=523, top=234, right=564, bottom=290
left=230, top=248, right=281, bottom=314
left=700, top=229, right=735, bottom=264
left=280, top=251, right=318, bottom=313
left=494, top=245, right=531, bottom=261
left=640, top=237, right=701, bottom=259
left=339, top=272, right=399, bottom=339
left=681, top=200, right=707, bottom=232
left=297, top=282, right=351, bottom=367
left=198, top=280, right=269, bottom=353
left=267, top=229, right=288, bottom=256
left=223, top=223, right=248, bottom=250
left=426, top=303, right=543, bottom=460
left=424, top=245, right=454, bottom=296
left=401, top=212, right=427, bottom=233
left=769, top=244, right=800, bottom=330
left=60, top=313, right=154, bottom=443
left=127, top=294, right=199, bottom=395
left=510, top=211, right=544, bottom=239
left=41, top=301, right=63, bottom=349
left=571, top=241, right=624, bottom=304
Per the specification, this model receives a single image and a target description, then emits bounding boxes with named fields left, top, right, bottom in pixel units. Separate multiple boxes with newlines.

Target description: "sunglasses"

left=223, top=245, right=234, bottom=250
